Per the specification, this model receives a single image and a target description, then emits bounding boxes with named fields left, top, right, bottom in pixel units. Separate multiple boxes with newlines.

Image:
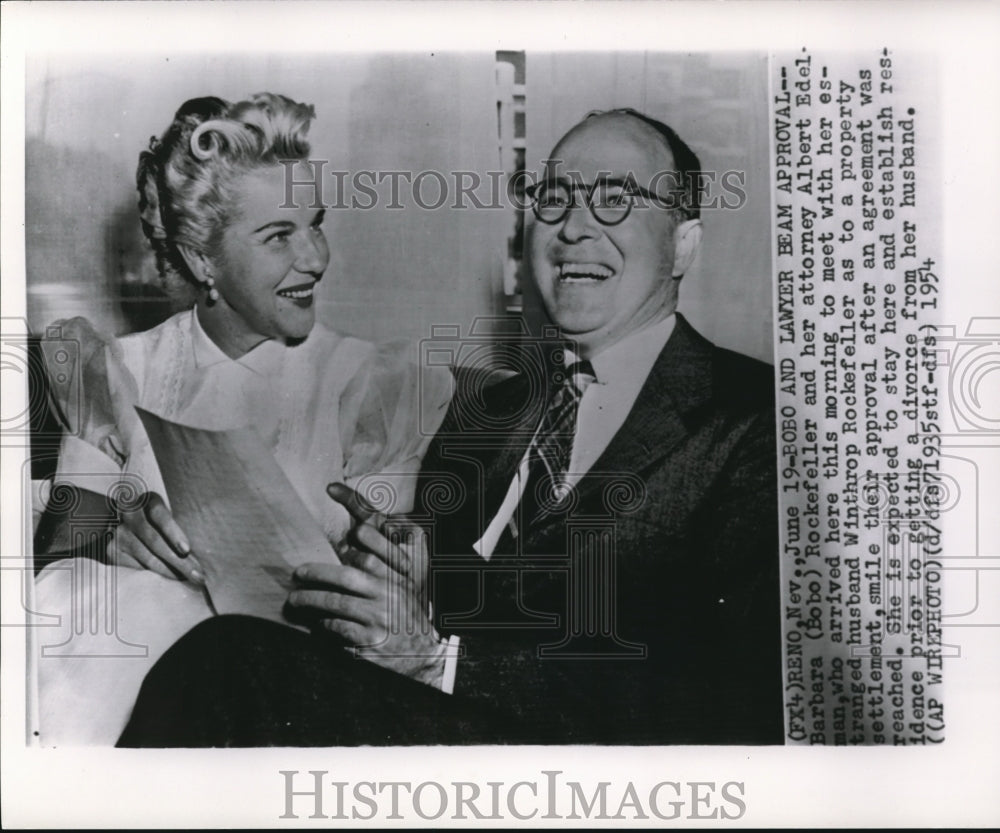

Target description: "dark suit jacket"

left=415, top=314, right=783, bottom=744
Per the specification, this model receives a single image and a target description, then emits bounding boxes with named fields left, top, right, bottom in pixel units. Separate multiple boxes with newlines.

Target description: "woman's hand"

left=109, top=492, right=204, bottom=584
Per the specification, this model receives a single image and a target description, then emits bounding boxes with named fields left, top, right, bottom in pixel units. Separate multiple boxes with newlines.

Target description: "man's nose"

left=558, top=201, right=601, bottom=243
left=294, top=231, right=329, bottom=276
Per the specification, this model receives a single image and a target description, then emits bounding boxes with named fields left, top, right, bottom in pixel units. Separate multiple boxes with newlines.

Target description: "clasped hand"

left=287, top=483, right=446, bottom=687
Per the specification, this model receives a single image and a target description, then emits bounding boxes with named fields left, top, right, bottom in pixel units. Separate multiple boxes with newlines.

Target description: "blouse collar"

left=189, top=307, right=284, bottom=376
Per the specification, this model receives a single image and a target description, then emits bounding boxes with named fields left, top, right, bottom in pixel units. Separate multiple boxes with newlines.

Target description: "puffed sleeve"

left=338, top=340, right=454, bottom=514
left=40, top=317, right=143, bottom=494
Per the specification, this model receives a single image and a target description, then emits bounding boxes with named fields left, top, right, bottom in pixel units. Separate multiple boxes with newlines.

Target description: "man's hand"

left=110, top=492, right=203, bottom=584
left=327, top=482, right=431, bottom=606
left=286, top=483, right=444, bottom=687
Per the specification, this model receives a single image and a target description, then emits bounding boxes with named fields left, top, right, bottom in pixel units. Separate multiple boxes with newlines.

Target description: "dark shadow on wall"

left=25, top=137, right=183, bottom=337
left=102, top=200, right=183, bottom=334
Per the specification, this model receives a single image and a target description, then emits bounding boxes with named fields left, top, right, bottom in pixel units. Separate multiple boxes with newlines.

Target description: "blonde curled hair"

left=136, top=93, right=315, bottom=295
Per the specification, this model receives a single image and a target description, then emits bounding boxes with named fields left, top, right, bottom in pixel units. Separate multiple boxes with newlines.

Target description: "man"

left=118, top=109, right=783, bottom=746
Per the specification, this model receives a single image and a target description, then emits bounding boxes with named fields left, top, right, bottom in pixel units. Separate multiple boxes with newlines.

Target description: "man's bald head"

left=565, top=109, right=702, bottom=220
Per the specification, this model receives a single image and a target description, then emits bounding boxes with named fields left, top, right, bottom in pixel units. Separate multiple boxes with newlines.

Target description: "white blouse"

left=46, top=308, right=452, bottom=538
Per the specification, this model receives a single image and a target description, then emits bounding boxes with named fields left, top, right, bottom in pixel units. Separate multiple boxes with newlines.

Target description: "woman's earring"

left=205, top=273, right=220, bottom=304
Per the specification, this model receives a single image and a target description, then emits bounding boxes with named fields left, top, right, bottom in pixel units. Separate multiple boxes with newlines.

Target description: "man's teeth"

left=558, top=263, right=613, bottom=280
left=277, top=287, right=314, bottom=299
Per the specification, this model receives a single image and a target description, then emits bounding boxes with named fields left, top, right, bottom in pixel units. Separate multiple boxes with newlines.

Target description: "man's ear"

left=177, top=243, right=211, bottom=284
left=671, top=219, right=703, bottom=277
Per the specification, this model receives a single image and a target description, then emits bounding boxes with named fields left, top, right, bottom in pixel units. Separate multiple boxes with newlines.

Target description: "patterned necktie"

left=515, top=358, right=597, bottom=533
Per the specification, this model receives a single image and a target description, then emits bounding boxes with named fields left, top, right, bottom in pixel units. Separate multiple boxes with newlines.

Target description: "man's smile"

left=556, top=261, right=616, bottom=283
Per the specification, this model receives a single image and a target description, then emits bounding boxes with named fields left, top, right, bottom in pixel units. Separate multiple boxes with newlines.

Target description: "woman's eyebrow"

left=252, top=219, right=296, bottom=234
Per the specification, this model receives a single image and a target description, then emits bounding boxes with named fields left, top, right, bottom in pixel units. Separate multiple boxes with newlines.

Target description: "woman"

left=34, top=93, right=451, bottom=744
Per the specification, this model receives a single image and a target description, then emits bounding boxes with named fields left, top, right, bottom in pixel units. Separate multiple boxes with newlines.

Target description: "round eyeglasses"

left=526, top=179, right=688, bottom=227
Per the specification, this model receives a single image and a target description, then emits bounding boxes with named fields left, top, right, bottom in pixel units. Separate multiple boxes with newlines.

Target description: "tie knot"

left=564, top=359, right=596, bottom=393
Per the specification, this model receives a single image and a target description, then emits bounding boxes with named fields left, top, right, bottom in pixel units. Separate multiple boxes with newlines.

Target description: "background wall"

left=25, top=51, right=772, bottom=362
